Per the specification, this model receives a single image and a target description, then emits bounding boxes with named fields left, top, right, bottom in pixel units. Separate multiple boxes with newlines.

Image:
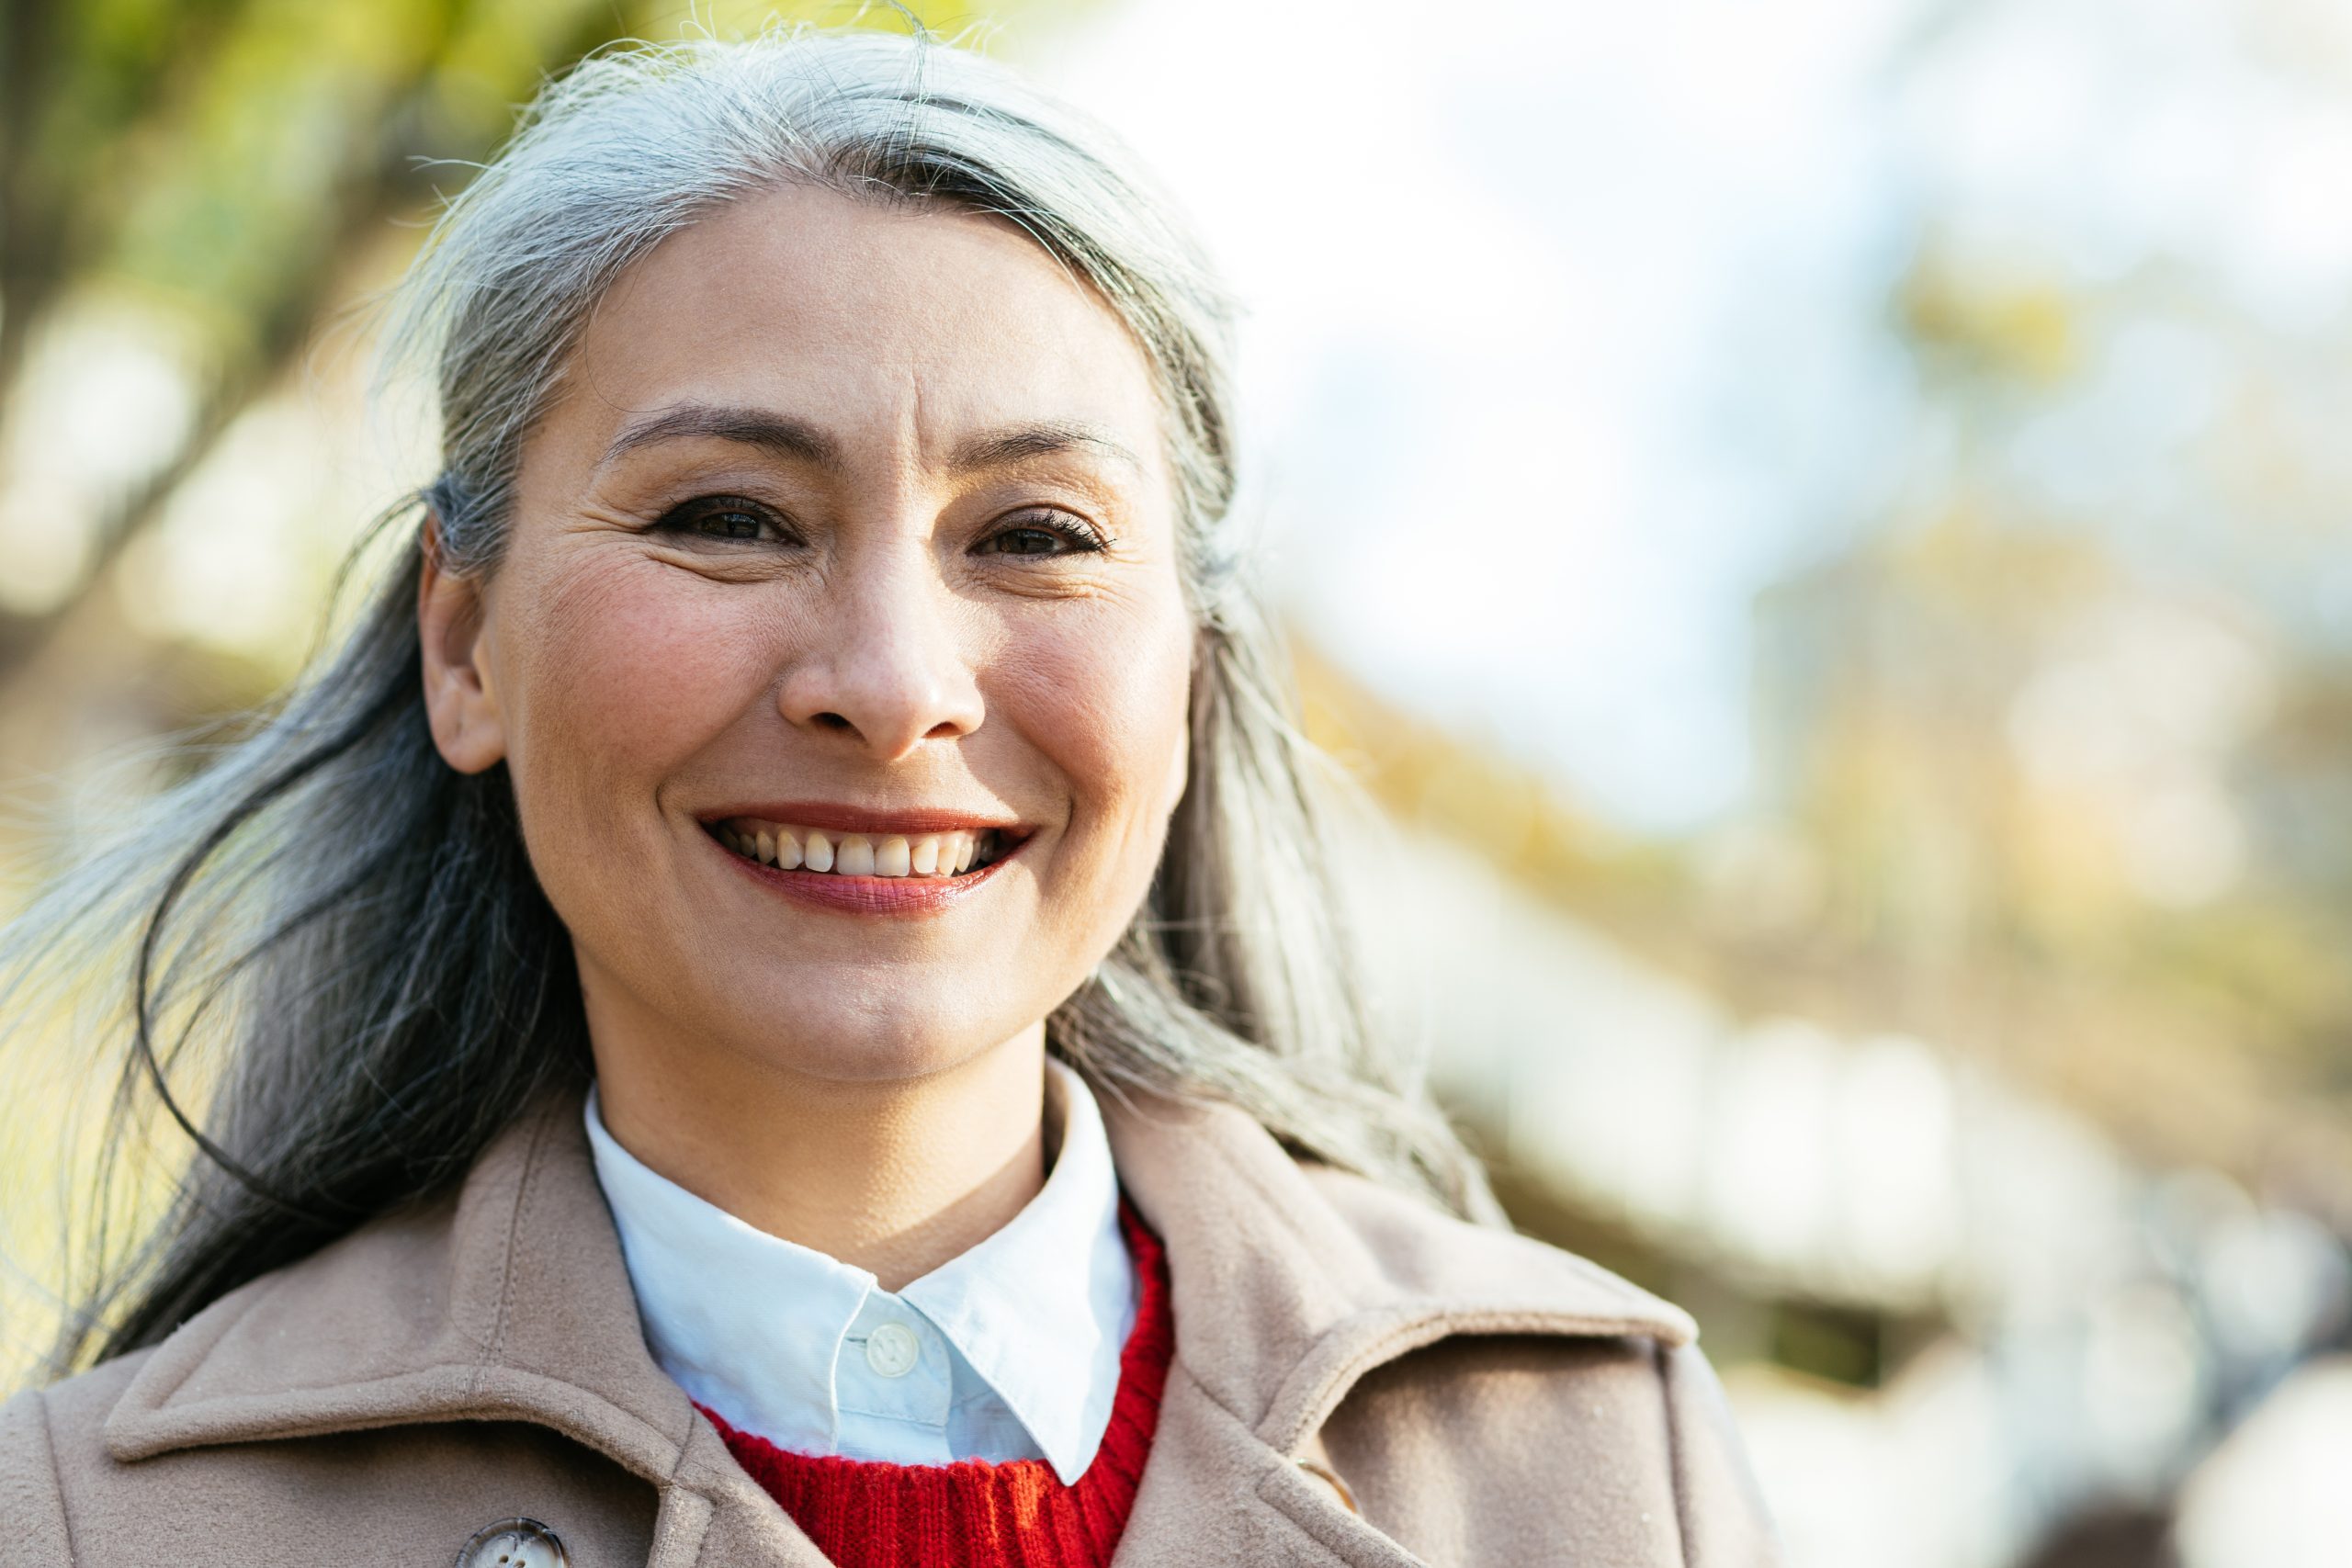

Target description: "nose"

left=775, top=542, right=984, bottom=760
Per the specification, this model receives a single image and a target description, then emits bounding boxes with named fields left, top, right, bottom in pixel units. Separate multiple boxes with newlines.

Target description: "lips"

left=697, top=803, right=1035, bottom=916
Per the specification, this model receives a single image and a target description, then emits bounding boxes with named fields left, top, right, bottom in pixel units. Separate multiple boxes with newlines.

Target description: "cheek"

left=503, top=557, right=764, bottom=822
left=994, top=594, right=1192, bottom=848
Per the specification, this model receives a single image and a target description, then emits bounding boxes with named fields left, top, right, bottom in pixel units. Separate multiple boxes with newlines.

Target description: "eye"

left=977, top=509, right=1113, bottom=558
left=652, top=494, right=793, bottom=543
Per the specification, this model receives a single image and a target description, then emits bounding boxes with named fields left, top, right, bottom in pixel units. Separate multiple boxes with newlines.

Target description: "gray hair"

left=0, top=27, right=1498, bottom=1376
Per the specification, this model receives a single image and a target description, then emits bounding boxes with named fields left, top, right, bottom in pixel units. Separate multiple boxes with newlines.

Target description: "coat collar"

left=103, top=1077, right=1693, bottom=1562
left=104, top=1089, right=786, bottom=1550
left=1093, top=1083, right=1694, bottom=1455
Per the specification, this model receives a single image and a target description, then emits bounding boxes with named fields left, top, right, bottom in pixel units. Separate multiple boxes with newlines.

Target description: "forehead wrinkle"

left=899, top=361, right=926, bottom=488
left=890, top=366, right=1143, bottom=489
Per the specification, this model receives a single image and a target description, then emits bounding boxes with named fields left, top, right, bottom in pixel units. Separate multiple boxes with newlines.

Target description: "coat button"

left=456, top=1518, right=570, bottom=1568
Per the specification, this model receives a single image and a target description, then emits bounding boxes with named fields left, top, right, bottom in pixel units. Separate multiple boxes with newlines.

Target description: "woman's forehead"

left=560, top=184, right=1165, bottom=471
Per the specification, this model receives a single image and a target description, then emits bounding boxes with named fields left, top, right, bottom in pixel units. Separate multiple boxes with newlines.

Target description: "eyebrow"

left=947, top=421, right=1144, bottom=477
left=599, top=402, right=1144, bottom=479
left=602, top=404, right=838, bottom=468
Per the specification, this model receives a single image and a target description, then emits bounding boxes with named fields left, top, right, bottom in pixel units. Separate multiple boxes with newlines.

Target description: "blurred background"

left=3, top=0, right=2350, bottom=1562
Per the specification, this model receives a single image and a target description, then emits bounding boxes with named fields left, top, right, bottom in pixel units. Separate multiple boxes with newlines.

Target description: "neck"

left=584, top=992, right=1049, bottom=1292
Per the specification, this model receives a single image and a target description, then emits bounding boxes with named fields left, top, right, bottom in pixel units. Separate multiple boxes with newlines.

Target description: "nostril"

left=814, top=712, right=854, bottom=731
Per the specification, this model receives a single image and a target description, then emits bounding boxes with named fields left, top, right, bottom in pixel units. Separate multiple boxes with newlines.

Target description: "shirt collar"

left=582, top=1055, right=1132, bottom=1485
left=900, top=1055, right=1134, bottom=1482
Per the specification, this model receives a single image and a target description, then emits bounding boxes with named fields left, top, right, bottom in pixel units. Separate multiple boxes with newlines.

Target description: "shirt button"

left=865, top=1321, right=922, bottom=1378
left=456, top=1518, right=570, bottom=1568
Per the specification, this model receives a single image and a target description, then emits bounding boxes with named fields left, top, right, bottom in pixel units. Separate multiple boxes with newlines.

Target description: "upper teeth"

left=715, top=820, right=1001, bottom=877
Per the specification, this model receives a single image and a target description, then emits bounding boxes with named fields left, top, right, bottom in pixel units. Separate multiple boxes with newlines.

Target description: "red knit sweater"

left=698, top=1198, right=1173, bottom=1568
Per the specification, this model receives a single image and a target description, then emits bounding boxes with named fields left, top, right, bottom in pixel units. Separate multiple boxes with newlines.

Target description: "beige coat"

left=0, top=1085, right=1783, bottom=1565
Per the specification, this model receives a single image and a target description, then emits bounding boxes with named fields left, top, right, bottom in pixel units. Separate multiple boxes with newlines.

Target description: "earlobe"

left=416, top=514, right=507, bottom=774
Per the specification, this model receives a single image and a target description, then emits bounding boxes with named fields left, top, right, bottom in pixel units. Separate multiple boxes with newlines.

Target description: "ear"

left=417, top=513, right=507, bottom=774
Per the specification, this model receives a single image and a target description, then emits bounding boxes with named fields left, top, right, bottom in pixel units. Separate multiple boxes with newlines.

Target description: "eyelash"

left=651, top=495, right=1114, bottom=558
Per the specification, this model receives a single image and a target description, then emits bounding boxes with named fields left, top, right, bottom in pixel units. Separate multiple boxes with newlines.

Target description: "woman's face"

left=420, top=184, right=1193, bottom=1089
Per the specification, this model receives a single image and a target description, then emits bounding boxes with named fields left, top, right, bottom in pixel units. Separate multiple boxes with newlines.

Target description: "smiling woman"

left=0, top=28, right=1779, bottom=1568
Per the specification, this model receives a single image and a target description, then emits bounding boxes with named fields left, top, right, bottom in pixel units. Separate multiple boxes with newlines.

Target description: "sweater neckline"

left=696, top=1196, right=1173, bottom=1568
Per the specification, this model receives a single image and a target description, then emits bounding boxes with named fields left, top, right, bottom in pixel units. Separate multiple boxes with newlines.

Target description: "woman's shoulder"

left=0, top=1198, right=458, bottom=1564
left=0, top=1124, right=668, bottom=1567
left=1276, top=1160, right=1785, bottom=1563
left=0, top=1125, right=551, bottom=1566
left=0, top=1351, right=153, bottom=1564
left=1135, top=1105, right=1787, bottom=1562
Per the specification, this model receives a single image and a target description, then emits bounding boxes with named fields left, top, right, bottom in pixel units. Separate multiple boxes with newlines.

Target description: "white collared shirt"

left=582, top=1056, right=1135, bottom=1484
